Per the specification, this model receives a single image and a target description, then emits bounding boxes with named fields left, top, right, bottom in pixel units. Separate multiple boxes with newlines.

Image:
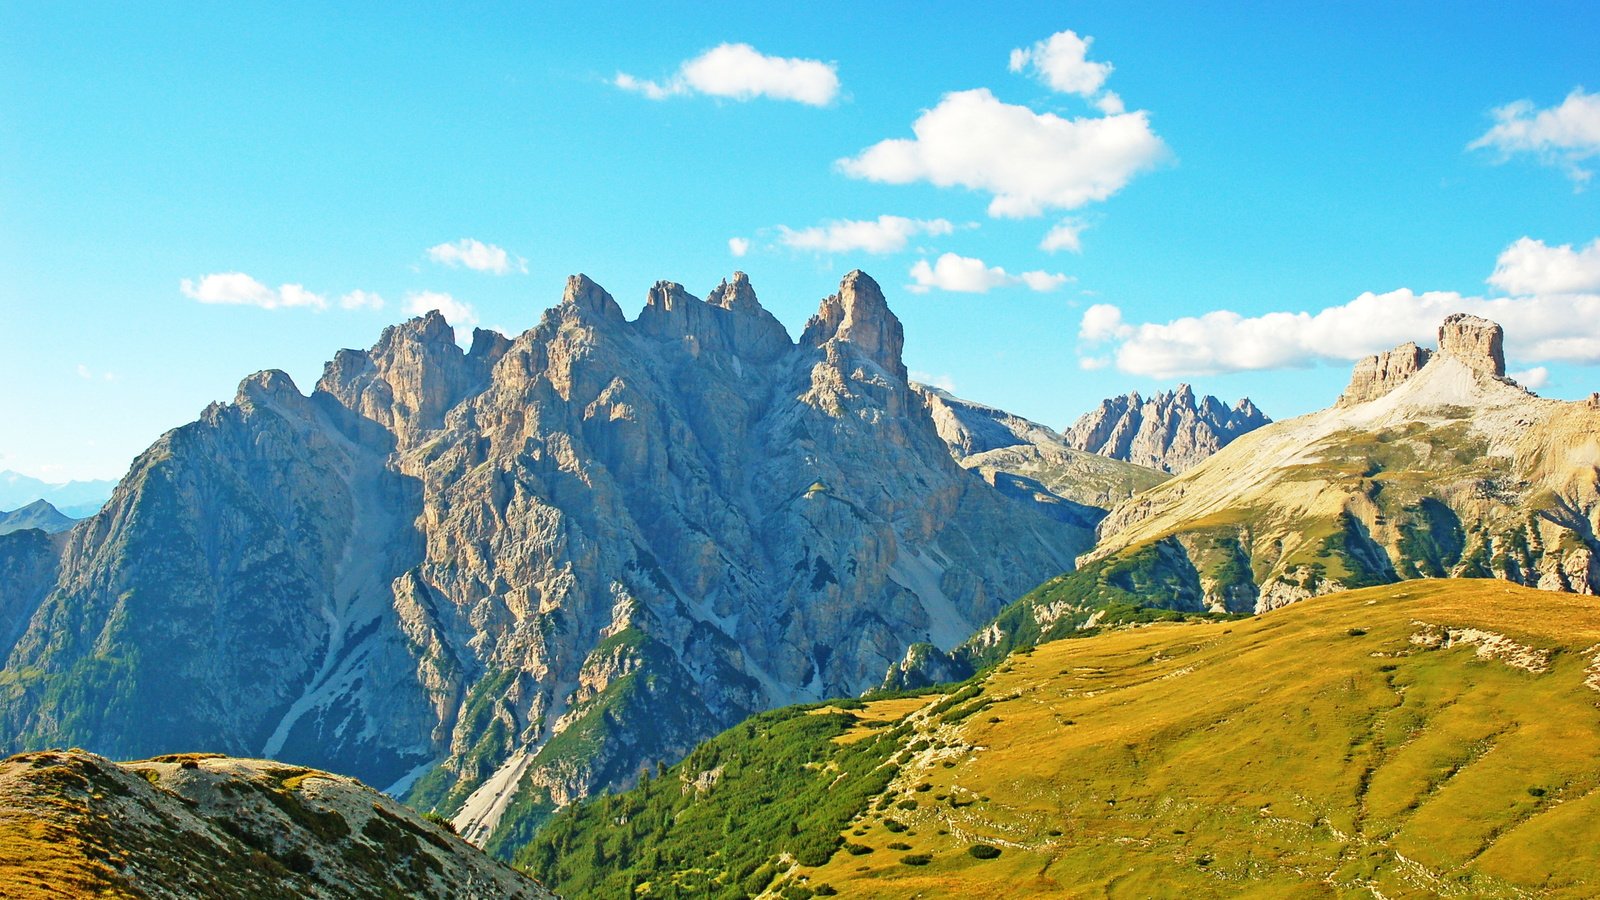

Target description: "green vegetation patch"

left=517, top=704, right=905, bottom=898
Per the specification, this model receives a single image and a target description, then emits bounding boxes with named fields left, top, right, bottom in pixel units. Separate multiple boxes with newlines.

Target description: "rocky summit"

left=1062, top=385, right=1269, bottom=473
left=963, top=314, right=1599, bottom=664
left=0, top=270, right=1084, bottom=854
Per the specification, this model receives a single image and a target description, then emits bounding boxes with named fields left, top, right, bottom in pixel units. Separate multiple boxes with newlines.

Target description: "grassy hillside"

left=523, top=579, right=1600, bottom=898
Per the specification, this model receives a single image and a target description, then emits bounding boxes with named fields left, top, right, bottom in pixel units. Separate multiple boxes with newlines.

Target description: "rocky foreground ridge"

left=0, top=750, right=551, bottom=899
left=0, top=270, right=1086, bottom=854
left=1063, top=384, right=1270, bottom=473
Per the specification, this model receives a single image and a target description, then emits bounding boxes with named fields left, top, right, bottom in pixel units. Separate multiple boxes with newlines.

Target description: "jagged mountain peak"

left=1063, top=384, right=1270, bottom=474
left=707, top=270, right=761, bottom=313
left=234, top=369, right=302, bottom=405
left=560, top=272, right=626, bottom=323
left=801, top=269, right=906, bottom=380
left=2, top=267, right=1084, bottom=856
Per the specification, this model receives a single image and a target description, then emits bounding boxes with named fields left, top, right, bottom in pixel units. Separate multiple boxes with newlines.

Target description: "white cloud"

left=1019, top=270, right=1071, bottom=292
left=426, top=238, right=526, bottom=275
left=405, top=291, right=479, bottom=328
left=1078, top=302, right=1131, bottom=341
left=1078, top=355, right=1110, bottom=371
left=839, top=89, right=1166, bottom=218
left=339, top=290, right=385, bottom=310
left=614, top=43, right=840, bottom=106
left=777, top=215, right=956, bottom=254
left=1080, top=238, right=1600, bottom=378
left=1040, top=218, right=1089, bottom=253
left=1511, top=366, right=1550, bottom=389
left=1008, top=30, right=1112, bottom=97
left=1095, top=92, right=1125, bottom=115
left=1488, top=236, right=1600, bottom=294
left=909, top=369, right=957, bottom=392
left=1469, top=88, right=1600, bottom=183
left=76, top=364, right=92, bottom=380
left=907, top=252, right=1069, bottom=294
left=181, top=272, right=328, bottom=310
left=728, top=237, right=750, bottom=257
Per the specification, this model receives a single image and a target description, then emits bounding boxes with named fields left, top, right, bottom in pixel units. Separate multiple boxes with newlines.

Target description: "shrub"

left=967, top=844, right=1001, bottom=859
left=882, top=818, right=907, bottom=833
left=887, top=842, right=911, bottom=851
left=900, top=853, right=932, bottom=866
left=843, top=842, right=873, bottom=856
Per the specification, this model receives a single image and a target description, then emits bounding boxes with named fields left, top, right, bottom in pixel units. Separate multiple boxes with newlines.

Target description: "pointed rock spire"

left=801, top=270, right=907, bottom=380
left=707, top=271, right=762, bottom=314
left=562, top=274, right=625, bottom=323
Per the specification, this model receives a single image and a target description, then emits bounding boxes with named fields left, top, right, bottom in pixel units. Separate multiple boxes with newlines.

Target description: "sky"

left=2, top=1, right=1598, bottom=482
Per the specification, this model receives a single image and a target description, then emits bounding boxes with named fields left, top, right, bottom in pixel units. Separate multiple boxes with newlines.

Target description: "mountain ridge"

left=0, top=269, right=1086, bottom=856
left=1062, top=384, right=1269, bottom=473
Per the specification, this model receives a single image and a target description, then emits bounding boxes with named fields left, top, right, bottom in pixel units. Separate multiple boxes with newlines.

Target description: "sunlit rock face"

left=0, top=269, right=1085, bottom=851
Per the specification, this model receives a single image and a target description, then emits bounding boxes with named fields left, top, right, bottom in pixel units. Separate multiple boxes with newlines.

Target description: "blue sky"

left=3, top=2, right=1598, bottom=481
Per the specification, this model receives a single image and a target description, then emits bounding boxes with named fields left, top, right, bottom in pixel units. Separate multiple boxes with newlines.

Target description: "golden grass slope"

left=795, top=579, right=1600, bottom=898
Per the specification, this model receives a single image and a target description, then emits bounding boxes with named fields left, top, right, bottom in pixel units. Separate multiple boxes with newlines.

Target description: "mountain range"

left=0, top=270, right=1112, bottom=856
left=6, top=270, right=1599, bottom=895
left=0, top=472, right=114, bottom=519
left=1062, top=386, right=1269, bottom=473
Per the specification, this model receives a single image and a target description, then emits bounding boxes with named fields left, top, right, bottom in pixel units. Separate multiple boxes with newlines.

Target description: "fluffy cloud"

left=777, top=215, right=956, bottom=254
left=907, top=253, right=1069, bottom=294
left=838, top=89, right=1166, bottom=218
left=426, top=238, right=526, bottom=275
left=614, top=43, right=839, bottom=106
left=1078, top=302, right=1131, bottom=341
left=1008, top=30, right=1112, bottom=97
left=1488, top=236, right=1600, bottom=295
left=728, top=237, right=750, bottom=257
left=908, top=370, right=957, bottom=392
left=1040, top=218, right=1089, bottom=253
left=1511, top=366, right=1550, bottom=389
left=181, top=272, right=328, bottom=310
left=1079, top=237, right=1600, bottom=378
left=1469, top=88, right=1600, bottom=182
left=405, top=291, right=479, bottom=328
left=339, top=290, right=385, bottom=310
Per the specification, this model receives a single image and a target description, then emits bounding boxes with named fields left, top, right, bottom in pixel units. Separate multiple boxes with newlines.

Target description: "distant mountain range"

left=0, top=471, right=114, bottom=518
left=0, top=500, right=76, bottom=536
left=1062, top=384, right=1270, bottom=473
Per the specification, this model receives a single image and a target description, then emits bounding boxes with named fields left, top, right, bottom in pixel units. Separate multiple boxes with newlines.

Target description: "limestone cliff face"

left=0, top=270, right=1085, bottom=854
left=1063, top=385, right=1270, bottom=473
left=1339, top=342, right=1433, bottom=405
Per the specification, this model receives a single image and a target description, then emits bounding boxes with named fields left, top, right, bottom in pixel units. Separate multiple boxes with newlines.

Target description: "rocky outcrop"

left=0, top=270, right=1086, bottom=855
left=1063, top=385, right=1270, bottom=473
left=1439, top=313, right=1505, bottom=377
left=0, top=749, right=553, bottom=899
left=1339, top=342, right=1433, bottom=405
